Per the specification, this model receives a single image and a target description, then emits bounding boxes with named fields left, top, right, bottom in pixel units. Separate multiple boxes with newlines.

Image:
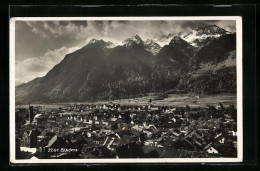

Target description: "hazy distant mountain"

left=16, top=25, right=237, bottom=103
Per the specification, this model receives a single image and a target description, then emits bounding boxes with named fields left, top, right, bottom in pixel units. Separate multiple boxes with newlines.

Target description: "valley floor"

left=111, top=93, right=237, bottom=108
left=16, top=93, right=236, bottom=110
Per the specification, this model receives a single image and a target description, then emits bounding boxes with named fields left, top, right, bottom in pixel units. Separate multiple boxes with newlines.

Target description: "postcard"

left=10, top=16, right=242, bottom=163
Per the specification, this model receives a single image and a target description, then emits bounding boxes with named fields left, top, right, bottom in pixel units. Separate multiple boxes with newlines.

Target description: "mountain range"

left=16, top=25, right=237, bottom=103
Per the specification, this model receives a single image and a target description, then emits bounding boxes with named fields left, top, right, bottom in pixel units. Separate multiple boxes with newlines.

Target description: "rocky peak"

left=123, top=35, right=143, bottom=47
left=180, top=25, right=231, bottom=47
left=88, top=38, right=115, bottom=49
left=144, top=39, right=161, bottom=55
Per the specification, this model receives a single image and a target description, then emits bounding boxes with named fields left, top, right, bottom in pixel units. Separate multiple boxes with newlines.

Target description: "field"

left=16, top=93, right=237, bottom=109
left=111, top=93, right=237, bottom=108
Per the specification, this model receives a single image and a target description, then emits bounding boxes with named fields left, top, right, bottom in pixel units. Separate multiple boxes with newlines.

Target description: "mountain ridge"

left=16, top=25, right=236, bottom=103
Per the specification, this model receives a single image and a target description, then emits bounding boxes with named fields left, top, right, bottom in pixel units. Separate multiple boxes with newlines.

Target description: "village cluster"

left=15, top=102, right=237, bottom=159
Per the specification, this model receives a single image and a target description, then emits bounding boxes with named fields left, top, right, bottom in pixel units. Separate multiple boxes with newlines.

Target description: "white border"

left=10, top=16, right=243, bottom=164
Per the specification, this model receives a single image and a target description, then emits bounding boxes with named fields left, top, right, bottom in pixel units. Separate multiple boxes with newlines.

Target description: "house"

left=45, top=135, right=71, bottom=149
left=36, top=135, right=78, bottom=159
left=47, top=116, right=56, bottom=123
left=89, top=146, right=114, bottom=158
left=33, top=114, right=47, bottom=125
left=214, top=132, right=223, bottom=139
left=109, top=117, right=118, bottom=122
left=21, top=129, right=41, bottom=148
left=225, top=118, right=235, bottom=122
left=143, top=130, right=153, bottom=138
left=172, top=117, right=177, bottom=123
left=233, top=141, right=237, bottom=149
left=116, top=142, right=143, bottom=158
left=228, top=130, right=237, bottom=136
left=172, top=139, right=196, bottom=151
left=175, top=113, right=183, bottom=118
left=181, top=120, right=189, bottom=126
left=150, top=106, right=159, bottom=111
left=216, top=103, right=224, bottom=110
left=37, top=131, right=55, bottom=144
left=180, top=126, right=189, bottom=135
left=131, top=125, right=143, bottom=132
left=103, top=105, right=108, bottom=110
left=219, top=137, right=225, bottom=144
left=193, top=137, right=206, bottom=147
left=169, top=129, right=182, bottom=137
left=144, top=139, right=159, bottom=146
left=206, top=146, right=219, bottom=154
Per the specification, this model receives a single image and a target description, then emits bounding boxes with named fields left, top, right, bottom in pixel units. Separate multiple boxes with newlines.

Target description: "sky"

left=15, top=20, right=236, bottom=86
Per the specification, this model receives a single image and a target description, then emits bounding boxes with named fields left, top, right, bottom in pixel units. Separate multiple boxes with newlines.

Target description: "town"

left=15, top=101, right=237, bottom=159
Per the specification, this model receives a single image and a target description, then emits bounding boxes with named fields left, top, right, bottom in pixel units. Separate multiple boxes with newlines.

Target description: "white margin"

left=9, top=16, right=243, bottom=164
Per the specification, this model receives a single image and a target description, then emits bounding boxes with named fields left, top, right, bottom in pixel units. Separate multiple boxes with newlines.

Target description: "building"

left=21, top=129, right=41, bottom=148
left=206, top=146, right=219, bottom=154
left=29, top=106, right=34, bottom=123
left=33, top=114, right=47, bottom=125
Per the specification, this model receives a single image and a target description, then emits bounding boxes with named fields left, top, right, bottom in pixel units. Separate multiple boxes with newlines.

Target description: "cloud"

left=15, top=21, right=88, bottom=62
left=180, top=20, right=236, bottom=33
left=25, top=21, right=89, bottom=39
left=15, top=46, right=80, bottom=86
left=214, top=21, right=236, bottom=32
left=59, top=21, right=88, bottom=27
left=22, top=20, right=236, bottom=43
left=181, top=21, right=208, bottom=30
left=83, top=21, right=188, bottom=43
left=25, top=21, right=49, bottom=38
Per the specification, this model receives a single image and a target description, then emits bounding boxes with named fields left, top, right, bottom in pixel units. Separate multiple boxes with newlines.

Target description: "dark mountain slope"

left=20, top=43, right=107, bottom=103
left=169, top=36, right=195, bottom=58
left=155, top=45, right=190, bottom=70
left=150, top=38, right=193, bottom=91
left=16, top=77, right=43, bottom=104
left=104, top=45, right=153, bottom=99
left=193, top=34, right=236, bottom=65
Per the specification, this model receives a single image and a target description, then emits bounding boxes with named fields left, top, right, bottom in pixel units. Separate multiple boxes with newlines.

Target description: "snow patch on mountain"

left=180, top=25, right=231, bottom=47
left=155, top=33, right=176, bottom=47
left=85, top=25, right=233, bottom=52
left=180, top=32, right=221, bottom=47
left=144, top=39, right=161, bottom=55
left=88, top=38, right=117, bottom=49
left=123, top=35, right=143, bottom=47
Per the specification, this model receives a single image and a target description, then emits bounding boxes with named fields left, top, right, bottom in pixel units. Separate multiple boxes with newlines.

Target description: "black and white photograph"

left=9, top=17, right=242, bottom=163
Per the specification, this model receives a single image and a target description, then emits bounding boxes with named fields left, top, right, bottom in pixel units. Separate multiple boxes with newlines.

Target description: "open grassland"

left=111, top=93, right=236, bottom=108
left=17, top=93, right=236, bottom=109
